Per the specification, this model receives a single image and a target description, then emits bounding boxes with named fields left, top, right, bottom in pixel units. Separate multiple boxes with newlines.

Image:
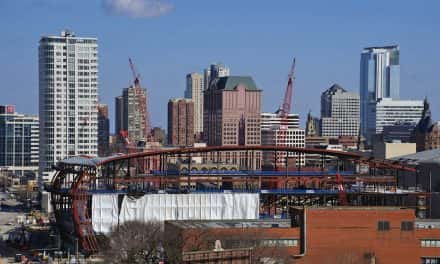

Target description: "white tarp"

left=119, top=193, right=259, bottom=223
left=91, top=194, right=119, bottom=234
left=92, top=193, right=259, bottom=234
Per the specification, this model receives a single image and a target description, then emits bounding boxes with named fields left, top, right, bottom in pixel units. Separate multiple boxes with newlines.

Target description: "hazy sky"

left=0, top=0, right=439, bottom=132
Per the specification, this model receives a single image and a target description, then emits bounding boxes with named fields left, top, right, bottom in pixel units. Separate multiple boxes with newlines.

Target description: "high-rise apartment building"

left=261, top=112, right=305, bottom=167
left=115, top=86, right=148, bottom=143
left=320, top=84, right=360, bottom=138
left=360, top=45, right=400, bottom=140
left=38, top=30, right=98, bottom=183
left=374, top=98, right=423, bottom=135
left=0, top=106, right=39, bottom=176
left=185, top=73, right=204, bottom=136
left=167, top=98, right=194, bottom=146
left=204, top=76, right=261, bottom=146
left=97, top=104, right=109, bottom=156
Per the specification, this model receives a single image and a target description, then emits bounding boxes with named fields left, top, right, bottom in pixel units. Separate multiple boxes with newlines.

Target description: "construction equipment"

left=336, top=172, right=348, bottom=205
left=128, top=58, right=151, bottom=141
left=277, top=58, right=296, bottom=120
left=118, top=130, right=140, bottom=153
left=274, top=59, right=296, bottom=171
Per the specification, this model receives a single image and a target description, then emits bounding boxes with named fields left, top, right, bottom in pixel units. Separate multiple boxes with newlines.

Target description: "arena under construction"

left=49, top=145, right=429, bottom=255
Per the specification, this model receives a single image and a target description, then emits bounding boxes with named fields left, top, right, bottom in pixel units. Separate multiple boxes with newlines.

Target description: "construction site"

left=46, top=59, right=440, bottom=263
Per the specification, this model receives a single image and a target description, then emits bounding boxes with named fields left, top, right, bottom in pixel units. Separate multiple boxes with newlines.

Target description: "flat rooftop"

left=166, top=219, right=292, bottom=229
left=416, top=219, right=440, bottom=229
left=293, top=206, right=412, bottom=211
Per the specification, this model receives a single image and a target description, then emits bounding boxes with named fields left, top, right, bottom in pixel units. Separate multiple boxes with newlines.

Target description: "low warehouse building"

left=165, top=207, right=440, bottom=264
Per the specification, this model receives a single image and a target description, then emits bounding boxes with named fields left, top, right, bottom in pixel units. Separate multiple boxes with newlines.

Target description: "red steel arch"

left=50, top=146, right=417, bottom=254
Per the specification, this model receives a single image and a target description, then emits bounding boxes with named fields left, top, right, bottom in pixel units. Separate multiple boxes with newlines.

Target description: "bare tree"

left=102, top=221, right=164, bottom=264
left=221, top=230, right=295, bottom=264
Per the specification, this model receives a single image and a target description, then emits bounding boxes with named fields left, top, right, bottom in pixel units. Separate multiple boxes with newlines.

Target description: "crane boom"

left=336, top=172, right=348, bottom=205
left=278, top=58, right=296, bottom=118
left=128, top=58, right=151, bottom=143
left=274, top=58, right=296, bottom=172
left=129, top=57, right=141, bottom=89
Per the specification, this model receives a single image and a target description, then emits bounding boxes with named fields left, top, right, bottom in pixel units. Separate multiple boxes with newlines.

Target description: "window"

left=378, top=220, right=390, bottom=231
left=421, top=257, right=440, bottom=264
left=421, top=239, right=440, bottom=248
left=401, top=221, right=414, bottom=231
left=260, top=239, right=298, bottom=247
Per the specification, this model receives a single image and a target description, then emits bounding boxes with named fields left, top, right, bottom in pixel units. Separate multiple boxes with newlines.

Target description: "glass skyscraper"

left=360, top=45, right=400, bottom=140
left=0, top=105, right=39, bottom=176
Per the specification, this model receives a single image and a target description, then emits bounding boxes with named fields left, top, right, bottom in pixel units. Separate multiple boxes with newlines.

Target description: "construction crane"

left=277, top=58, right=296, bottom=120
left=128, top=58, right=151, bottom=142
left=274, top=59, right=296, bottom=172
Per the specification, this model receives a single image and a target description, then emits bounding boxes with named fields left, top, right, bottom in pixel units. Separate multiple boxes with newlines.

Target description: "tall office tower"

left=97, top=104, right=109, bottom=156
left=115, top=86, right=148, bottom=143
left=115, top=96, right=124, bottom=135
left=261, top=112, right=305, bottom=168
left=203, top=63, right=230, bottom=90
left=360, top=45, right=400, bottom=139
left=0, top=106, right=39, bottom=177
left=204, top=76, right=261, bottom=146
left=204, top=76, right=261, bottom=170
left=320, top=84, right=360, bottom=138
left=38, top=30, right=98, bottom=183
left=185, top=73, right=204, bottom=136
left=167, top=98, right=194, bottom=146
left=375, top=98, right=423, bottom=135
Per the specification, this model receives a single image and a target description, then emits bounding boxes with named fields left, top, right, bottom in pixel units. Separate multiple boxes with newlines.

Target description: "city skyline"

left=0, top=0, right=439, bottom=131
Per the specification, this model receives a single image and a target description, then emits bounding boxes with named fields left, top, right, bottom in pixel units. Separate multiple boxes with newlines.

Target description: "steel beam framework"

left=50, top=146, right=419, bottom=255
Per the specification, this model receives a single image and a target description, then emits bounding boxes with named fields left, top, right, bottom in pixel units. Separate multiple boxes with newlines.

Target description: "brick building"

left=97, top=104, right=109, bottom=156
left=165, top=207, right=440, bottom=264
left=167, top=98, right=194, bottom=146
left=164, top=219, right=299, bottom=263
left=203, top=76, right=261, bottom=146
left=203, top=76, right=262, bottom=170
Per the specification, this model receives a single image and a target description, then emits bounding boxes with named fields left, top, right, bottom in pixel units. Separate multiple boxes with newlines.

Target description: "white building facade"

left=185, top=72, right=204, bottom=135
left=261, top=112, right=305, bottom=167
left=374, top=98, right=424, bottom=134
left=320, top=84, right=360, bottom=137
left=261, top=113, right=300, bottom=130
left=38, top=30, right=99, bottom=184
